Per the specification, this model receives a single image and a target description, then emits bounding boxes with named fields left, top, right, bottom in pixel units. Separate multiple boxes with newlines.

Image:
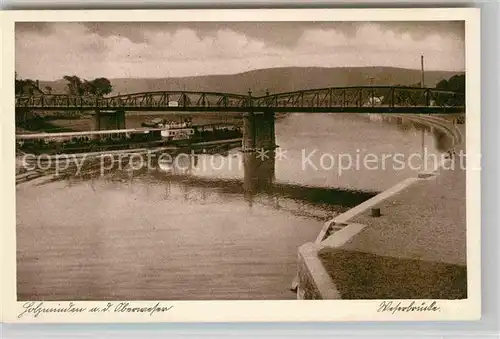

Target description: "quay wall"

left=296, top=114, right=464, bottom=300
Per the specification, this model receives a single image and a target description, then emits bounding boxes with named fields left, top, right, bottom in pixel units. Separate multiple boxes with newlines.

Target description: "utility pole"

left=420, top=54, right=425, bottom=88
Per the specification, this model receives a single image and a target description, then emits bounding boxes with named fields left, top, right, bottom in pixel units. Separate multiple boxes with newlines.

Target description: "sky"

left=15, top=21, right=465, bottom=81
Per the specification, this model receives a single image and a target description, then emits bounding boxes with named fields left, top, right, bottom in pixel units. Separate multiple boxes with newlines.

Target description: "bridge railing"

left=252, top=87, right=465, bottom=109
left=15, top=91, right=251, bottom=109
left=15, top=87, right=464, bottom=110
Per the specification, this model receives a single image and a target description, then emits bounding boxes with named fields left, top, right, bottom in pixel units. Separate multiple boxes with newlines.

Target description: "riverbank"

left=297, top=115, right=467, bottom=299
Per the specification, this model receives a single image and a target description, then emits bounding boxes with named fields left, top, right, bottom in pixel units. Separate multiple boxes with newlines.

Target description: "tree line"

left=361, top=73, right=465, bottom=106
left=62, top=75, right=113, bottom=96
left=15, top=73, right=113, bottom=96
left=395, top=74, right=465, bottom=93
left=435, top=74, right=465, bottom=93
left=15, top=72, right=43, bottom=96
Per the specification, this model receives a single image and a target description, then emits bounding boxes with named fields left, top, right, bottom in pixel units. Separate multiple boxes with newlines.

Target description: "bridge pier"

left=92, top=109, right=126, bottom=131
left=243, top=110, right=276, bottom=151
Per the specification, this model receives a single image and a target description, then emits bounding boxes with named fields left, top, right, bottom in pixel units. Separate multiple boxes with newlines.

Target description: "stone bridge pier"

left=92, top=109, right=126, bottom=131
left=242, top=110, right=276, bottom=151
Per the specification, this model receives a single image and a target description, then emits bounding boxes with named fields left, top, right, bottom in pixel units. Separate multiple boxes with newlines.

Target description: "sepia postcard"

left=0, top=8, right=481, bottom=322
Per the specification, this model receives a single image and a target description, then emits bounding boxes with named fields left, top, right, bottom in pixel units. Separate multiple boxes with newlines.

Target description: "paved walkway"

left=317, top=121, right=467, bottom=299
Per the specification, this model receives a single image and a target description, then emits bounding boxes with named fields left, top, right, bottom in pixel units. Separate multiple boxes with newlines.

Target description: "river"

left=16, top=113, right=448, bottom=300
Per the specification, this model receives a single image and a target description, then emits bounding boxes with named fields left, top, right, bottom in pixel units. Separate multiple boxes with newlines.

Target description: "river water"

left=16, top=113, right=446, bottom=301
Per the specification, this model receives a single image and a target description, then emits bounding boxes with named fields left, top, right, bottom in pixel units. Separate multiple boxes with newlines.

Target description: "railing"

left=252, top=87, right=464, bottom=109
left=15, top=87, right=464, bottom=112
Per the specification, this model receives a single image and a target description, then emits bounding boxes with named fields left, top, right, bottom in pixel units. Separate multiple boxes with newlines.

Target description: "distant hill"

left=39, top=67, right=464, bottom=96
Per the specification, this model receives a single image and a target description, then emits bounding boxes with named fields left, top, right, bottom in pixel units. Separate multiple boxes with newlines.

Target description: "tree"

left=434, top=75, right=464, bottom=93
left=87, top=77, right=113, bottom=96
left=15, top=78, right=37, bottom=96
left=432, top=74, right=465, bottom=106
left=447, top=74, right=465, bottom=93
left=435, top=79, right=449, bottom=90
left=15, top=78, right=24, bottom=95
left=63, top=75, right=85, bottom=96
left=63, top=75, right=113, bottom=96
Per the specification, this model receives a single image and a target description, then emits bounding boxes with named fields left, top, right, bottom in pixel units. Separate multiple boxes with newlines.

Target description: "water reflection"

left=57, top=147, right=376, bottom=217
left=243, top=151, right=276, bottom=206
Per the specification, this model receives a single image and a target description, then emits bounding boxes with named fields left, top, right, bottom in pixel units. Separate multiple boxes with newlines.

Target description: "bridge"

left=16, top=86, right=464, bottom=113
left=15, top=86, right=465, bottom=156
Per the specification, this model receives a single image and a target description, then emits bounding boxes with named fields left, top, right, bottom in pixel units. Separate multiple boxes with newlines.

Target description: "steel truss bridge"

left=15, top=86, right=465, bottom=113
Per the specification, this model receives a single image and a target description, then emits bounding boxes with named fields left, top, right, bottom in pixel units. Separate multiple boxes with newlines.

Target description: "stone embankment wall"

left=296, top=115, right=464, bottom=299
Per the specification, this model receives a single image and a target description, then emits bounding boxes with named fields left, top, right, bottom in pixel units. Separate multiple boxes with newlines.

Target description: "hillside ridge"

left=38, top=66, right=464, bottom=96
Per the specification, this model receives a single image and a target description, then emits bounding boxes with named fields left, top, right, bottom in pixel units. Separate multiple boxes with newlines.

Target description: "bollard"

left=371, top=208, right=381, bottom=217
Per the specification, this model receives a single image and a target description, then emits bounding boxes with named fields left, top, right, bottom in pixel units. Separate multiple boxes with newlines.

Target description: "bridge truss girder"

left=15, top=87, right=465, bottom=113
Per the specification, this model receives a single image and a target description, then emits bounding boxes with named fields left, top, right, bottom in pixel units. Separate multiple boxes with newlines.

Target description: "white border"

left=0, top=8, right=481, bottom=323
